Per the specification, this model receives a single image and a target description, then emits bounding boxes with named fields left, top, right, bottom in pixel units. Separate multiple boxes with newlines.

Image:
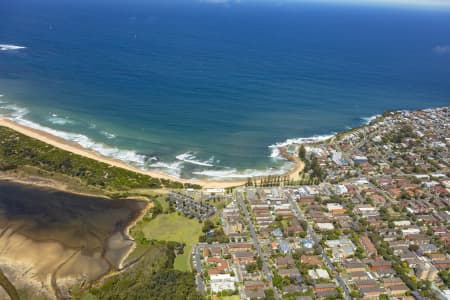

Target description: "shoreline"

left=0, top=117, right=304, bottom=188
left=0, top=173, right=108, bottom=199
left=118, top=201, right=154, bottom=270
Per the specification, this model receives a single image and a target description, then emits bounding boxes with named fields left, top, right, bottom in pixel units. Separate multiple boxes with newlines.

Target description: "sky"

left=202, top=0, right=450, bottom=9
left=309, top=0, right=450, bottom=8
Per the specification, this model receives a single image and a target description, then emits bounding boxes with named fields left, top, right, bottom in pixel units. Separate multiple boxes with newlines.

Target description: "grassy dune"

left=0, top=126, right=200, bottom=193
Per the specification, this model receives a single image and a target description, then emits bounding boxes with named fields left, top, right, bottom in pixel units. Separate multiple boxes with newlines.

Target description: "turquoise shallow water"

left=0, top=0, right=449, bottom=179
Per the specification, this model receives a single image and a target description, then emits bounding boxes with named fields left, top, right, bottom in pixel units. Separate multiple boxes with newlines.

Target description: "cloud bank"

left=433, top=45, right=450, bottom=54
left=313, top=0, right=450, bottom=6
left=199, top=0, right=450, bottom=8
left=200, top=0, right=240, bottom=4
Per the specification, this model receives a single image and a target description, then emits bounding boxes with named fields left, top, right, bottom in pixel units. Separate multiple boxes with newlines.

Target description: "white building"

left=210, top=274, right=236, bottom=293
left=335, top=184, right=348, bottom=195
left=354, top=205, right=378, bottom=217
left=316, top=222, right=335, bottom=231
left=437, top=290, right=450, bottom=300
left=327, top=203, right=344, bottom=212
left=393, top=220, right=411, bottom=227
left=205, top=188, right=226, bottom=194
left=326, top=239, right=356, bottom=262
left=315, top=268, right=330, bottom=279
left=354, top=178, right=370, bottom=185
left=401, top=227, right=421, bottom=236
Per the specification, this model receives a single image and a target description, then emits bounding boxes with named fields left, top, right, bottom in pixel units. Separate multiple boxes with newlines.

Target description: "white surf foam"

left=361, top=114, right=380, bottom=125
left=0, top=98, right=382, bottom=182
left=0, top=104, right=29, bottom=118
left=48, top=113, right=74, bottom=125
left=192, top=162, right=294, bottom=180
left=0, top=44, right=26, bottom=51
left=100, top=130, right=116, bottom=139
left=0, top=102, right=148, bottom=167
left=268, top=133, right=335, bottom=159
left=175, top=151, right=215, bottom=167
left=149, top=161, right=184, bottom=178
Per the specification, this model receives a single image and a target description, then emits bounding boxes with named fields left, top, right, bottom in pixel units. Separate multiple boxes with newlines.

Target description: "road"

left=193, top=244, right=205, bottom=294
left=286, top=190, right=352, bottom=300
left=236, top=189, right=280, bottom=300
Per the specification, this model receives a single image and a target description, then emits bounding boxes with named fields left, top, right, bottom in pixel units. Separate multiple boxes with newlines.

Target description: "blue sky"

left=308, top=0, right=450, bottom=7
left=201, top=0, right=450, bottom=9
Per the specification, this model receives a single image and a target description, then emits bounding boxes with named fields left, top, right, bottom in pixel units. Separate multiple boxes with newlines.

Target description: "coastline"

left=0, top=117, right=304, bottom=188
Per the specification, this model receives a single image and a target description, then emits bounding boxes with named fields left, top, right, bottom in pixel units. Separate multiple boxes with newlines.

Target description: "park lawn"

left=173, top=251, right=191, bottom=271
left=141, top=212, right=203, bottom=271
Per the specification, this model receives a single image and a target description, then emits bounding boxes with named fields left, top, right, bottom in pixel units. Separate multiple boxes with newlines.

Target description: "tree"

left=298, top=145, right=306, bottom=160
left=245, top=263, right=258, bottom=273
left=256, top=256, right=263, bottom=270
left=202, top=220, right=215, bottom=233
left=264, top=289, right=276, bottom=300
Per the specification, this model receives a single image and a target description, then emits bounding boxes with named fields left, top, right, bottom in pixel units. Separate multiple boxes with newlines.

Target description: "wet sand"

left=0, top=181, right=147, bottom=299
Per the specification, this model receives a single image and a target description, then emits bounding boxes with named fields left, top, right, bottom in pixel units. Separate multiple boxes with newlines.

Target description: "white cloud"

left=199, top=0, right=240, bottom=4
left=200, top=0, right=450, bottom=8
left=295, top=0, right=450, bottom=8
left=433, top=45, right=450, bottom=54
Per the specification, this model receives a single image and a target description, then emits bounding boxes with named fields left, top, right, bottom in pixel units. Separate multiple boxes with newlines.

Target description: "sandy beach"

left=0, top=117, right=304, bottom=188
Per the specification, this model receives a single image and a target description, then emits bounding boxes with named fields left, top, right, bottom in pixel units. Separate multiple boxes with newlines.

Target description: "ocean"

left=0, top=0, right=449, bottom=179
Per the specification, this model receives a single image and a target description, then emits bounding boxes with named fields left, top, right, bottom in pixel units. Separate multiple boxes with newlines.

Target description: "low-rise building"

left=416, top=262, right=439, bottom=281
left=326, top=238, right=356, bottom=262
left=354, top=205, right=379, bottom=218
left=210, top=274, right=236, bottom=293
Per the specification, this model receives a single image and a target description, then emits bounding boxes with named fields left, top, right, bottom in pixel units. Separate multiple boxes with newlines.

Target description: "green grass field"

left=140, top=212, right=203, bottom=271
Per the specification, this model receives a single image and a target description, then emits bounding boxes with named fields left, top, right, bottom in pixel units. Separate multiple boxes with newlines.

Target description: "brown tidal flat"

left=0, top=180, right=147, bottom=299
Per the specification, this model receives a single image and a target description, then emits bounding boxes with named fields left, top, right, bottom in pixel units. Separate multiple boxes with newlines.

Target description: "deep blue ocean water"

left=0, top=0, right=449, bottom=179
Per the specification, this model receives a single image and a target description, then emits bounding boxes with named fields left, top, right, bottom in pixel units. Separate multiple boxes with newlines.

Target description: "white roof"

left=355, top=178, right=370, bottom=185
left=210, top=274, right=233, bottom=280
left=315, top=269, right=330, bottom=279
left=316, top=223, right=335, bottom=230
left=356, top=206, right=376, bottom=211
left=327, top=203, right=344, bottom=211
left=205, top=188, right=225, bottom=193
left=393, top=220, right=411, bottom=226
left=402, top=228, right=421, bottom=235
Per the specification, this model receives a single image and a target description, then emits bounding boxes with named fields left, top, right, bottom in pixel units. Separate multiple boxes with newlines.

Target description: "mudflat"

left=0, top=180, right=147, bottom=299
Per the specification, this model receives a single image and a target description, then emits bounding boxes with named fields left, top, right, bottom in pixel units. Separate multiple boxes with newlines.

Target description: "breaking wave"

left=0, top=44, right=26, bottom=51
left=175, top=152, right=215, bottom=167
left=100, top=130, right=116, bottom=139
left=192, top=163, right=294, bottom=180
left=0, top=101, right=148, bottom=167
left=268, top=133, right=335, bottom=159
left=361, top=114, right=380, bottom=125
left=0, top=98, right=381, bottom=181
left=149, top=161, right=184, bottom=178
left=48, top=113, right=74, bottom=125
